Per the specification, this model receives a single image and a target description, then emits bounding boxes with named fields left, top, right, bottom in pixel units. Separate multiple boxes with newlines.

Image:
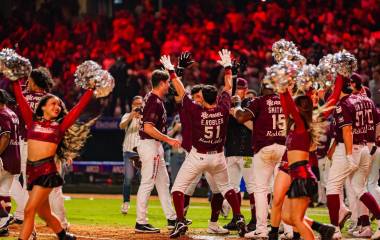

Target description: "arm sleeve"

left=323, top=75, right=344, bottom=118
left=334, top=104, right=352, bottom=128
left=280, top=90, right=305, bottom=132
left=60, top=89, right=94, bottom=131
left=244, top=98, right=259, bottom=118
left=11, top=81, right=33, bottom=127
left=280, top=94, right=289, bottom=118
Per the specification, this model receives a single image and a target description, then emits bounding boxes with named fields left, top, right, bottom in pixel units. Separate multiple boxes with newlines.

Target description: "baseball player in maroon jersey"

left=0, top=89, right=21, bottom=236
left=232, top=83, right=286, bottom=238
left=327, top=79, right=380, bottom=239
left=135, top=69, right=178, bottom=233
left=343, top=73, right=380, bottom=238
left=160, top=49, right=246, bottom=238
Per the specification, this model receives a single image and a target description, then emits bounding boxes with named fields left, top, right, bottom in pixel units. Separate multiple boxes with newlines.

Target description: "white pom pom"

left=75, top=60, right=115, bottom=98
left=0, top=48, right=32, bottom=80
left=263, top=60, right=299, bottom=93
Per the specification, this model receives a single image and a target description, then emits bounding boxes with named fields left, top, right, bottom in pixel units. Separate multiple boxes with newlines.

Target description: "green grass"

left=7, top=196, right=373, bottom=239
left=13, top=196, right=331, bottom=228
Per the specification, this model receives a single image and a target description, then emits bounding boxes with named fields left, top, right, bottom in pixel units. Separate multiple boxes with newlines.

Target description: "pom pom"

left=263, top=60, right=299, bottom=93
left=332, top=49, right=357, bottom=78
left=296, top=64, right=319, bottom=92
left=317, top=54, right=335, bottom=86
left=272, top=39, right=300, bottom=62
left=74, top=60, right=115, bottom=98
left=0, top=48, right=32, bottom=80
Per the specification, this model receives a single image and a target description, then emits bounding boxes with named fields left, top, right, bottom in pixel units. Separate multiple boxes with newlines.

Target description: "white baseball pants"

left=136, top=139, right=176, bottom=224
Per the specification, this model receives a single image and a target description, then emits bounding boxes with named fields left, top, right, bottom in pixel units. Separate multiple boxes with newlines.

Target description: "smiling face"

left=42, top=97, right=62, bottom=119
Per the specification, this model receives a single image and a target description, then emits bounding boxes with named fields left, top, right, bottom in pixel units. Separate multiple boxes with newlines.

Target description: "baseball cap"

left=236, top=78, right=248, bottom=89
left=350, top=72, right=363, bottom=85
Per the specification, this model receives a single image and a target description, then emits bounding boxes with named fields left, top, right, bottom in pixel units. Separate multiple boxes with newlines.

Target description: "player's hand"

left=167, top=138, right=181, bottom=148
left=176, top=52, right=195, bottom=77
left=217, top=49, right=232, bottom=68
left=178, top=52, right=194, bottom=69
left=160, top=55, right=175, bottom=71
left=231, top=95, right=241, bottom=107
left=231, top=59, right=240, bottom=76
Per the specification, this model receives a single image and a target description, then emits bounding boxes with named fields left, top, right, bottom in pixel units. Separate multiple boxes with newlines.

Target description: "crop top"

left=12, top=80, right=93, bottom=144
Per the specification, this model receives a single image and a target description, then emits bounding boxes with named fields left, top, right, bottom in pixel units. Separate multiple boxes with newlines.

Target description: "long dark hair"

left=287, top=95, right=313, bottom=133
left=34, top=94, right=67, bottom=122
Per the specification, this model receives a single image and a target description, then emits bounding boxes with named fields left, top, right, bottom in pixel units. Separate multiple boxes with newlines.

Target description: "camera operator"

left=119, top=96, right=143, bottom=214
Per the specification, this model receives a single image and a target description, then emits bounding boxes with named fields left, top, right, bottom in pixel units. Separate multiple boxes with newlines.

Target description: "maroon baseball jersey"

left=0, top=107, right=20, bottom=174
left=334, top=94, right=378, bottom=144
left=139, top=92, right=167, bottom=140
left=182, top=91, right=230, bottom=152
left=18, top=91, right=47, bottom=139
left=245, top=94, right=286, bottom=153
left=177, top=99, right=192, bottom=153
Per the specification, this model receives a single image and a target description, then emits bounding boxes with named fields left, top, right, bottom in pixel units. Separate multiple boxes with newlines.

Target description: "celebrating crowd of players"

left=127, top=48, right=380, bottom=240
left=0, top=44, right=380, bottom=240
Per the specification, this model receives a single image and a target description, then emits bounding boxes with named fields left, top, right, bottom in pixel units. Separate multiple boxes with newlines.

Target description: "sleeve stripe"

left=244, top=107, right=255, bottom=118
left=0, top=131, right=11, bottom=136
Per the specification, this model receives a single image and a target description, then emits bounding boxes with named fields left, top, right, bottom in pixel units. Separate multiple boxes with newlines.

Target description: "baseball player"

left=223, top=77, right=255, bottom=231
left=173, top=80, right=228, bottom=234
left=326, top=78, right=380, bottom=239
left=0, top=89, right=21, bottom=236
left=161, top=50, right=246, bottom=238
left=232, top=83, right=286, bottom=238
left=135, top=69, right=178, bottom=233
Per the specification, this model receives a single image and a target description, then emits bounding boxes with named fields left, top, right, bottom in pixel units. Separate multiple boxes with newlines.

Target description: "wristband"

left=169, top=71, right=176, bottom=80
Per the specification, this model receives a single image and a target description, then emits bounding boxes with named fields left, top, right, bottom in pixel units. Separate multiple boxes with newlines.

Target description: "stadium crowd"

left=0, top=0, right=380, bottom=115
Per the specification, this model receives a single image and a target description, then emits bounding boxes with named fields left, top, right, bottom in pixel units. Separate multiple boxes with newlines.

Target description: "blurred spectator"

left=0, top=0, right=379, bottom=114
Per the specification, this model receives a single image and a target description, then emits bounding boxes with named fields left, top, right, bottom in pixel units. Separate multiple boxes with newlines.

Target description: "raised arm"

left=322, top=74, right=344, bottom=118
left=11, top=80, right=33, bottom=127
left=60, top=89, right=94, bottom=131
left=280, top=89, right=305, bottom=132
left=217, top=49, right=233, bottom=92
left=160, top=55, right=186, bottom=99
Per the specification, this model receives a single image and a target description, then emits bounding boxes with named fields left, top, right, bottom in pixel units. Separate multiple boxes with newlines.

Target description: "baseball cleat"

left=121, top=202, right=130, bottom=214
left=167, top=219, right=176, bottom=230
left=223, top=218, right=237, bottom=230
left=318, top=224, right=336, bottom=240
left=332, top=227, right=342, bottom=240
left=185, top=218, right=192, bottom=226
left=0, top=227, right=9, bottom=237
left=247, top=219, right=257, bottom=232
left=135, top=223, right=160, bottom=233
left=245, top=229, right=268, bottom=239
left=268, top=232, right=279, bottom=240
left=353, top=225, right=372, bottom=238
left=347, top=221, right=358, bottom=235
left=207, top=221, right=229, bottom=234
left=0, top=215, right=10, bottom=229
left=169, top=221, right=188, bottom=238
left=279, top=232, right=293, bottom=239
left=62, top=232, right=77, bottom=240
left=234, top=215, right=247, bottom=237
